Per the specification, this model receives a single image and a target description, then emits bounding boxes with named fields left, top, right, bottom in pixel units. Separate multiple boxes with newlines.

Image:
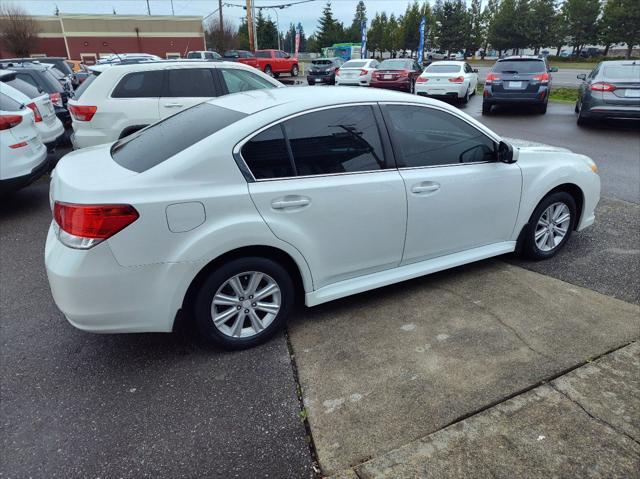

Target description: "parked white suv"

left=46, top=87, right=600, bottom=349
left=0, top=88, right=47, bottom=194
left=68, top=61, right=283, bottom=149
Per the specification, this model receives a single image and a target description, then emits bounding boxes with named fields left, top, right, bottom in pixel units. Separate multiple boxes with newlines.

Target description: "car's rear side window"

left=5, top=78, right=40, bottom=98
left=111, top=102, right=247, bottom=172
left=73, top=73, right=98, bottom=99
left=0, top=92, right=23, bottom=111
left=112, top=71, right=163, bottom=98
left=166, top=68, right=217, bottom=97
left=241, top=125, right=294, bottom=179
left=220, top=68, right=276, bottom=93
left=493, top=60, right=546, bottom=74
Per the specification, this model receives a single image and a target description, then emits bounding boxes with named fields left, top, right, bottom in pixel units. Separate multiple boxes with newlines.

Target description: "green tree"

left=401, top=1, right=422, bottom=55
left=468, top=0, right=484, bottom=56
left=315, top=2, right=344, bottom=49
left=368, top=12, right=386, bottom=56
left=562, top=0, right=600, bottom=55
left=346, top=0, right=367, bottom=43
left=437, top=0, right=470, bottom=54
left=488, top=0, right=518, bottom=54
left=237, top=19, right=250, bottom=50
left=482, top=0, right=500, bottom=53
left=529, top=0, right=558, bottom=53
left=256, top=10, right=278, bottom=49
left=297, top=22, right=307, bottom=52
left=599, top=0, right=640, bottom=58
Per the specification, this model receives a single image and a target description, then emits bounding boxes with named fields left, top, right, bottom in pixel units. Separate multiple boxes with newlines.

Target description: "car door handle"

left=411, top=182, right=440, bottom=194
left=163, top=103, right=183, bottom=108
left=271, top=196, right=311, bottom=209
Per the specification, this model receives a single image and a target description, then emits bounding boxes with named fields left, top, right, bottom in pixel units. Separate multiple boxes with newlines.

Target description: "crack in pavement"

left=548, top=380, right=640, bottom=447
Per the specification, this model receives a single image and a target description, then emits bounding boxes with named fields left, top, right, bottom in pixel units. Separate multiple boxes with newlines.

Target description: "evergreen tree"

left=256, top=10, right=279, bottom=49
left=562, top=0, right=600, bottom=55
left=529, top=0, right=558, bottom=54
left=482, top=0, right=500, bottom=53
left=347, top=1, right=367, bottom=43
left=488, top=0, right=518, bottom=53
left=437, top=0, right=470, bottom=54
left=599, top=0, right=640, bottom=58
left=401, top=1, right=423, bottom=55
left=316, top=2, right=343, bottom=48
left=468, top=0, right=484, bottom=56
left=367, top=12, right=385, bottom=56
left=297, top=22, right=307, bottom=52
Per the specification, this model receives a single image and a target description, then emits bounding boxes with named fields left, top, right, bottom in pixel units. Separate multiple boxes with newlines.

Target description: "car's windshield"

left=111, top=102, right=247, bottom=173
left=494, top=60, right=546, bottom=74
left=603, top=65, right=640, bottom=82
left=379, top=60, right=411, bottom=70
left=342, top=61, right=367, bottom=69
left=426, top=64, right=462, bottom=73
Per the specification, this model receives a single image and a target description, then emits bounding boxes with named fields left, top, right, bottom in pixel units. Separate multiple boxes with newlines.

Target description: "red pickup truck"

left=222, top=50, right=259, bottom=69
left=254, top=49, right=299, bottom=77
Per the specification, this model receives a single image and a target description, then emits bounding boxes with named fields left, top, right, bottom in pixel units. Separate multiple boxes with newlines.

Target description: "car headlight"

left=583, top=157, right=598, bottom=174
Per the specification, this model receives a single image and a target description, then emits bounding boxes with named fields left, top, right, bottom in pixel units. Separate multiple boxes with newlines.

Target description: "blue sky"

left=23, top=0, right=422, bottom=36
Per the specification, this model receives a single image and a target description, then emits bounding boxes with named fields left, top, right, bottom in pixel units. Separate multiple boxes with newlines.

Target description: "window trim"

left=233, top=102, right=393, bottom=182
left=378, top=101, right=501, bottom=170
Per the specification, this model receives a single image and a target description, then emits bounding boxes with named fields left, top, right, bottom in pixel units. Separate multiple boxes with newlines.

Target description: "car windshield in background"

left=111, top=102, right=247, bottom=173
left=603, top=65, right=640, bottom=82
left=312, top=60, right=332, bottom=65
left=342, top=61, right=367, bottom=68
left=494, top=60, right=546, bottom=74
left=426, top=64, right=461, bottom=73
left=379, top=60, right=411, bottom=70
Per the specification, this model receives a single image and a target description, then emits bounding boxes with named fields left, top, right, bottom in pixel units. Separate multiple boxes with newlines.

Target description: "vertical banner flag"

left=295, top=27, right=300, bottom=57
left=361, top=20, right=367, bottom=59
left=417, top=16, right=426, bottom=64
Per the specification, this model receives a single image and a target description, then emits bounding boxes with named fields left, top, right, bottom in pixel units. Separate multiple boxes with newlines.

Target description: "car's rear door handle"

left=163, top=103, right=183, bottom=108
left=411, top=182, right=440, bottom=194
left=271, top=196, right=311, bottom=209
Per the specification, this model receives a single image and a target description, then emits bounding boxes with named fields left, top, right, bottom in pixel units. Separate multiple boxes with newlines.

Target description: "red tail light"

left=448, top=76, right=464, bottom=83
left=397, top=70, right=409, bottom=78
left=416, top=77, right=429, bottom=83
left=27, top=102, right=43, bottom=122
left=533, top=73, right=549, bottom=83
left=69, top=104, right=97, bottom=122
left=359, top=69, right=368, bottom=76
left=54, top=202, right=139, bottom=248
left=49, top=92, right=63, bottom=108
left=9, top=141, right=28, bottom=149
left=485, top=72, right=499, bottom=83
left=0, top=114, right=23, bottom=130
left=591, top=82, right=616, bottom=92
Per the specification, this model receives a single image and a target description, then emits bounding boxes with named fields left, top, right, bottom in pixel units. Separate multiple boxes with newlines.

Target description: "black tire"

left=574, top=100, right=580, bottom=114
left=481, top=102, right=492, bottom=115
left=461, top=88, right=470, bottom=104
left=576, top=101, right=591, bottom=126
left=194, top=257, right=294, bottom=350
left=520, top=191, right=577, bottom=260
left=264, top=65, right=273, bottom=77
left=537, top=102, right=548, bottom=114
left=291, top=64, right=299, bottom=77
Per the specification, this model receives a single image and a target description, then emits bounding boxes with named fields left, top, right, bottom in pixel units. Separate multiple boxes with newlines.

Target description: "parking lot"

left=1, top=88, right=639, bottom=478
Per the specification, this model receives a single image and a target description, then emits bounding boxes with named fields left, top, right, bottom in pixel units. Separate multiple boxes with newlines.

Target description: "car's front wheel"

left=194, top=257, right=294, bottom=350
left=264, top=65, right=273, bottom=77
left=291, top=64, right=299, bottom=77
left=521, top=191, right=576, bottom=260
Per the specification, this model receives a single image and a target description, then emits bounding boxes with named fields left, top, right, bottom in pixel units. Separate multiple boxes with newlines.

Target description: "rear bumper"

left=307, top=74, right=335, bottom=84
left=483, top=86, right=548, bottom=105
left=415, top=84, right=466, bottom=98
left=45, top=224, right=203, bottom=333
left=70, top=127, right=115, bottom=149
left=585, top=104, right=640, bottom=120
left=336, top=77, right=369, bottom=86
left=370, top=80, right=411, bottom=92
left=0, top=149, right=48, bottom=195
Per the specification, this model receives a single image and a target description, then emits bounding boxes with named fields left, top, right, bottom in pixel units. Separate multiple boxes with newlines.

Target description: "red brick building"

left=1, top=14, right=206, bottom=63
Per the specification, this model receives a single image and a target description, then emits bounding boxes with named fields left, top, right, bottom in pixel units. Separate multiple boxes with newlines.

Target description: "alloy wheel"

left=534, top=202, right=571, bottom=252
left=211, top=271, right=281, bottom=338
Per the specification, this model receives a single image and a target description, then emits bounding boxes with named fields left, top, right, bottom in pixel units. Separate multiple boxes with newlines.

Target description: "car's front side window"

left=220, top=68, right=276, bottom=93
left=382, top=104, right=496, bottom=168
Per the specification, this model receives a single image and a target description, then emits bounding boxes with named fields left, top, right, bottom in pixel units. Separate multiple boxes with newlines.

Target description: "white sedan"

left=335, top=59, right=379, bottom=86
left=45, top=87, right=600, bottom=349
left=415, top=61, right=479, bottom=103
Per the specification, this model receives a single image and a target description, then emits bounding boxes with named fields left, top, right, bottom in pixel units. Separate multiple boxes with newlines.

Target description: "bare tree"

left=205, top=18, right=239, bottom=53
left=0, top=4, right=40, bottom=57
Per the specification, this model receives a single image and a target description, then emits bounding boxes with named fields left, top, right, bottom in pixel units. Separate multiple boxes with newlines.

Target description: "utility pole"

left=170, top=0, right=175, bottom=15
left=252, top=0, right=258, bottom=50
left=145, top=0, right=151, bottom=15
left=245, top=0, right=254, bottom=51
left=218, top=0, right=224, bottom=53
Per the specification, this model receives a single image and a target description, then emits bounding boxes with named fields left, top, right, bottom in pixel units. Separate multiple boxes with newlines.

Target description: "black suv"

left=482, top=56, right=557, bottom=115
left=0, top=62, right=71, bottom=125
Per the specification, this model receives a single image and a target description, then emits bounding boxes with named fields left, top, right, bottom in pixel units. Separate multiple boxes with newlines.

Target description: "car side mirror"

left=497, top=141, right=515, bottom=164
left=576, top=73, right=586, bottom=80
left=284, top=53, right=290, bottom=58
left=473, top=68, right=479, bottom=73
left=549, top=66, right=558, bottom=72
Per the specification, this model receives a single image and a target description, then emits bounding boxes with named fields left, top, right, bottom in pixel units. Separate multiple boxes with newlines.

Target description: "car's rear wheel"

left=482, top=102, right=492, bottom=115
left=461, top=88, right=470, bottom=104
left=521, top=192, right=576, bottom=260
left=264, top=65, right=273, bottom=77
left=291, top=64, right=299, bottom=77
left=194, top=257, right=294, bottom=350
left=576, top=100, right=591, bottom=126
left=537, top=102, right=548, bottom=114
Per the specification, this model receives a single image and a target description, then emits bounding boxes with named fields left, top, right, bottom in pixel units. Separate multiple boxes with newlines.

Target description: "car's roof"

left=207, top=85, right=460, bottom=116
left=427, top=61, right=465, bottom=66
left=88, top=60, right=244, bottom=73
left=600, top=60, right=639, bottom=66
left=0, top=62, right=50, bottom=71
left=499, top=56, right=544, bottom=61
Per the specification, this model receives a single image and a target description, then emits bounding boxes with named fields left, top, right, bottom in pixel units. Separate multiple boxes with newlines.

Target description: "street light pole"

left=218, top=0, right=224, bottom=53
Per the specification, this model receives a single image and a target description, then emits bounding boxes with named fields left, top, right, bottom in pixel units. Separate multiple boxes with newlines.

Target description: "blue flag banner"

left=361, top=20, right=367, bottom=59
left=417, top=16, right=426, bottom=64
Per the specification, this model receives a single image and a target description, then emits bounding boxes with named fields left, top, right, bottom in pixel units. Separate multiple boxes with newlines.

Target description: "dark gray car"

left=576, top=60, right=640, bottom=125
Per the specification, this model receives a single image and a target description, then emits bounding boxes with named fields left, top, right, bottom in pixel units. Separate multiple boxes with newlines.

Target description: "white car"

left=69, top=61, right=282, bottom=149
left=0, top=71, right=64, bottom=147
left=97, top=53, right=162, bottom=64
left=186, top=51, right=222, bottom=60
left=45, top=87, right=600, bottom=350
left=415, top=61, right=479, bottom=103
left=335, top=59, right=379, bottom=86
left=0, top=89, right=47, bottom=194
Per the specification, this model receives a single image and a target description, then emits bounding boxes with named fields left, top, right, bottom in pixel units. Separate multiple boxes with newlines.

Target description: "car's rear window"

left=379, top=60, right=411, bottom=70
left=312, top=60, right=332, bottom=65
left=603, top=65, right=640, bottom=82
left=426, top=64, right=461, bottom=73
left=72, top=72, right=98, bottom=99
left=0, top=92, right=23, bottom=111
left=111, top=102, right=247, bottom=173
left=5, top=78, right=40, bottom=98
left=493, top=60, right=546, bottom=74
left=342, top=61, right=367, bottom=68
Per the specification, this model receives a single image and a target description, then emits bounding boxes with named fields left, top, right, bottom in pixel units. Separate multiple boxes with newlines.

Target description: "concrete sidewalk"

left=287, top=260, right=640, bottom=476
